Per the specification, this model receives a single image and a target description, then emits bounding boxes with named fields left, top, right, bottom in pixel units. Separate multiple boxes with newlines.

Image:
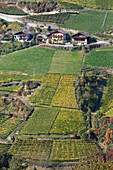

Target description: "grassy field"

left=0, top=47, right=55, bottom=74
left=84, top=47, right=113, bottom=68
left=0, top=47, right=83, bottom=74
left=49, top=50, right=83, bottom=74
left=59, top=10, right=113, bottom=34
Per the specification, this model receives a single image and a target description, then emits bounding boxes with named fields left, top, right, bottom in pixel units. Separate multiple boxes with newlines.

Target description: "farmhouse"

left=72, top=32, right=91, bottom=45
left=47, top=30, right=69, bottom=44
left=14, top=31, right=33, bottom=42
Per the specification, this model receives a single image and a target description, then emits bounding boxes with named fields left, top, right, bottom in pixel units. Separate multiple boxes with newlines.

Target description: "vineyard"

left=8, top=139, right=52, bottom=162
left=0, top=117, right=22, bottom=139
left=28, top=13, right=70, bottom=24
left=50, top=139, right=98, bottom=161
left=28, top=74, right=61, bottom=106
left=101, top=74, right=113, bottom=112
left=0, top=72, right=15, bottom=83
left=0, top=84, right=23, bottom=92
left=50, top=109, right=85, bottom=134
left=21, top=107, right=85, bottom=135
left=8, top=139, right=98, bottom=163
left=105, top=108, right=113, bottom=117
left=21, top=107, right=59, bottom=134
left=51, top=74, right=77, bottom=108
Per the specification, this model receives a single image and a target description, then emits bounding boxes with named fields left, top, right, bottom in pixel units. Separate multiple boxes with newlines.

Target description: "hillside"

left=58, top=0, right=113, bottom=9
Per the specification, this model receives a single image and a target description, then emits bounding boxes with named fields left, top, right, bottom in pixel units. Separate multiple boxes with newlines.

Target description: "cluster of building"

left=14, top=29, right=94, bottom=45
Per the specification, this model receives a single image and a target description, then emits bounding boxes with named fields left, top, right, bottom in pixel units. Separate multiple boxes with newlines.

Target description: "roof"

left=47, top=30, right=67, bottom=37
left=14, top=31, right=32, bottom=36
left=72, top=32, right=90, bottom=38
left=14, top=31, right=25, bottom=35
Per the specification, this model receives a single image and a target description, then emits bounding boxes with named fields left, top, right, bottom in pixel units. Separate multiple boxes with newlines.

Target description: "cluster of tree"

left=75, top=71, right=106, bottom=113
left=58, top=1, right=83, bottom=10
left=0, top=38, right=39, bottom=55
left=18, top=1, right=58, bottom=13
left=92, top=112, right=113, bottom=143
left=18, top=81, right=41, bottom=97
left=0, top=19, right=9, bottom=34
left=75, top=71, right=113, bottom=143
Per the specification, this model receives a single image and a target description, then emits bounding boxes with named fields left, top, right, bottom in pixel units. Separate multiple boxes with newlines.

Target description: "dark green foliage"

left=76, top=71, right=102, bottom=112
left=18, top=1, right=58, bottom=13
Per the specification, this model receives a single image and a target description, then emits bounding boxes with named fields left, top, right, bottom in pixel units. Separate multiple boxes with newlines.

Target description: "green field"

left=59, top=10, right=113, bottom=34
left=84, top=47, right=113, bottom=68
left=21, top=107, right=59, bottom=134
left=49, top=50, right=83, bottom=74
left=0, top=47, right=83, bottom=74
left=0, top=47, right=55, bottom=74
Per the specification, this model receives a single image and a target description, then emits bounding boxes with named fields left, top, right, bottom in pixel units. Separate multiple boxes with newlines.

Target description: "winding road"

left=0, top=12, right=26, bottom=23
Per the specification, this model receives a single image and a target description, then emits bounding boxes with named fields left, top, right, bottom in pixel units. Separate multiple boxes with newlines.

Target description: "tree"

left=47, top=25, right=51, bottom=32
